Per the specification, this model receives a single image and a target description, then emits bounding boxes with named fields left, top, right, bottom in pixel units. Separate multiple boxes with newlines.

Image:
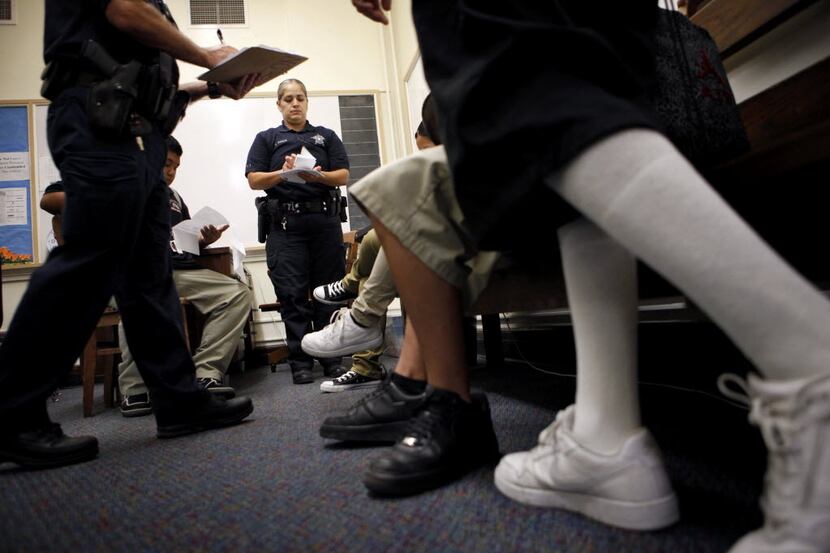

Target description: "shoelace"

left=327, top=307, right=349, bottom=327
left=334, top=370, right=359, bottom=384
left=535, top=407, right=573, bottom=454
left=717, top=373, right=814, bottom=530
left=327, top=281, right=348, bottom=298
left=401, top=409, right=440, bottom=445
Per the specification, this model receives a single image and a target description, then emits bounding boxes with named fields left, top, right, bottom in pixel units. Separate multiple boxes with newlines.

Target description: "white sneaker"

left=301, top=307, right=383, bottom=358
left=320, top=369, right=382, bottom=393
left=494, top=405, right=679, bottom=531
left=727, top=373, right=830, bottom=553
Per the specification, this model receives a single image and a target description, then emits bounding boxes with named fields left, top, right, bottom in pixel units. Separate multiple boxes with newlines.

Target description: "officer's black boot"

left=0, top=423, right=98, bottom=469
left=291, top=365, right=315, bottom=384
left=362, top=388, right=500, bottom=496
left=155, top=394, right=253, bottom=439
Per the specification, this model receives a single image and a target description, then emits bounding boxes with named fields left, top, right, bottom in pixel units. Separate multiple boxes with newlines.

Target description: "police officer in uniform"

left=0, top=0, right=257, bottom=469
left=246, top=79, right=350, bottom=384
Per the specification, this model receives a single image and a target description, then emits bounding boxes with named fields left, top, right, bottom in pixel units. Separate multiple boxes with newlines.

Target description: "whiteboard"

left=171, top=94, right=348, bottom=249
left=32, top=95, right=351, bottom=257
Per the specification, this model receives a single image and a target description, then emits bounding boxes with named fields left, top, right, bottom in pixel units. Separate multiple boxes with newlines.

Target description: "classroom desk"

left=195, top=247, right=233, bottom=277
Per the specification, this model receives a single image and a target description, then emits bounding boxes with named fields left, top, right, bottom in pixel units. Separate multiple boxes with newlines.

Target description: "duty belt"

left=275, top=199, right=335, bottom=215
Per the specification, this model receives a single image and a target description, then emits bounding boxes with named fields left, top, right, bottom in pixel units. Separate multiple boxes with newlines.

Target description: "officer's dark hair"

left=277, top=78, right=308, bottom=101
left=415, top=121, right=429, bottom=140
left=421, top=93, right=442, bottom=146
left=166, top=135, right=183, bottom=156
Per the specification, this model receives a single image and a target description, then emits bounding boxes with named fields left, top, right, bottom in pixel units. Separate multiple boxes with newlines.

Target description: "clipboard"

left=198, top=45, right=308, bottom=87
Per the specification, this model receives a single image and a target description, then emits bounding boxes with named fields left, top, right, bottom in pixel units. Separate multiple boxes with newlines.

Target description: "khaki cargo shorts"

left=350, top=146, right=500, bottom=309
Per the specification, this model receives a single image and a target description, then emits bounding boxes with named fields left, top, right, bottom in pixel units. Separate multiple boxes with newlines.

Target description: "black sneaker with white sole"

left=319, top=377, right=426, bottom=442
left=320, top=369, right=381, bottom=393
left=313, top=280, right=358, bottom=305
left=120, top=393, right=153, bottom=417
left=197, top=377, right=236, bottom=399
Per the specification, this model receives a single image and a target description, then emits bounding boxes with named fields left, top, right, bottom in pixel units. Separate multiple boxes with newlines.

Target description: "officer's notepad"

left=279, top=147, right=324, bottom=183
left=198, top=45, right=308, bottom=87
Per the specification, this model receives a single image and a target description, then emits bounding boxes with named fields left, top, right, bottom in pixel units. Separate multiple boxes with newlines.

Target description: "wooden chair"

left=80, top=308, right=121, bottom=417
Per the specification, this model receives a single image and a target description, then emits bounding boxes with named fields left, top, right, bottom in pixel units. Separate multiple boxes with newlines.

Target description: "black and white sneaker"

left=313, top=280, right=358, bottom=305
left=197, top=377, right=236, bottom=399
left=320, top=369, right=382, bottom=393
left=120, top=393, right=153, bottom=418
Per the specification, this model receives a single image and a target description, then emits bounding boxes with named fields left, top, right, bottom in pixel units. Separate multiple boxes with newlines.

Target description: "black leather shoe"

left=320, top=378, right=426, bottom=442
left=322, top=363, right=348, bottom=379
left=292, top=367, right=314, bottom=384
left=156, top=395, right=254, bottom=439
left=362, top=389, right=500, bottom=496
left=0, top=423, right=98, bottom=469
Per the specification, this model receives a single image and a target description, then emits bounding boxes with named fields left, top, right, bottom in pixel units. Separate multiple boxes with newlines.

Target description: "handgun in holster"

left=255, top=196, right=270, bottom=243
left=81, top=39, right=143, bottom=138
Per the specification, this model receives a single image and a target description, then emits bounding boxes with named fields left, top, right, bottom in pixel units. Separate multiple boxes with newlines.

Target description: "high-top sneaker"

left=494, top=405, right=679, bottom=531
left=362, top=388, right=500, bottom=496
left=729, top=373, right=830, bottom=553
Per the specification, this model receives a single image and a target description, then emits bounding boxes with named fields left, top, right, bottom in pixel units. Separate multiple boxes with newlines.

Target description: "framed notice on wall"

left=0, top=103, right=34, bottom=265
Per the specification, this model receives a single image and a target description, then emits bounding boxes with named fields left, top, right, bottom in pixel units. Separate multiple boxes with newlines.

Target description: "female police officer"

left=246, top=79, right=350, bottom=384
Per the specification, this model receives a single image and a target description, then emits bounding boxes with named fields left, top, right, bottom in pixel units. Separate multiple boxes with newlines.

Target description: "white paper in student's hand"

left=191, top=206, right=230, bottom=227
left=172, top=226, right=201, bottom=255
left=172, top=206, right=229, bottom=255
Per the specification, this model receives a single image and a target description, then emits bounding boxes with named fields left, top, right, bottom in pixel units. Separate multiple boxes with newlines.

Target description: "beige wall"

left=0, top=1, right=45, bottom=100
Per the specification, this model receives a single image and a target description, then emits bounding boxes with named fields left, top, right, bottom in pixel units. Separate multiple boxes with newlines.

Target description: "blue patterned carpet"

left=0, top=331, right=764, bottom=553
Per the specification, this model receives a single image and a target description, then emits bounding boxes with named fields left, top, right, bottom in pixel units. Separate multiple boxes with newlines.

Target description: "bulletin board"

left=0, top=102, right=36, bottom=265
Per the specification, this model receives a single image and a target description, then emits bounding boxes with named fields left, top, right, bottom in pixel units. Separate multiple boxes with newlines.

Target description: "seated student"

left=119, top=136, right=252, bottom=416
left=351, top=2, right=830, bottom=551
left=304, top=121, right=438, bottom=393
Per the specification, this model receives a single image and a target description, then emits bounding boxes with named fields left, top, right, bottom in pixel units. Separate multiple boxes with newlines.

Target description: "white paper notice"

left=171, top=206, right=231, bottom=255
left=0, top=187, right=28, bottom=226
left=0, top=153, right=30, bottom=182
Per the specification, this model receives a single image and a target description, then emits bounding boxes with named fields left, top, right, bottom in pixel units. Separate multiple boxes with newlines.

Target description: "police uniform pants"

left=118, top=268, right=253, bottom=396
left=265, top=211, right=345, bottom=370
left=0, top=87, right=204, bottom=432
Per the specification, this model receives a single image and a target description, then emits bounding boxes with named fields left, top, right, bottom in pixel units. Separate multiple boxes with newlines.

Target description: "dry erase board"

left=30, top=94, right=361, bottom=256
left=169, top=94, right=348, bottom=250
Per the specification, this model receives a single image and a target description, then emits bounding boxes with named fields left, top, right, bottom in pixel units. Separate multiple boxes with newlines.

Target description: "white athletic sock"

left=548, top=129, right=830, bottom=381
left=559, top=219, right=641, bottom=454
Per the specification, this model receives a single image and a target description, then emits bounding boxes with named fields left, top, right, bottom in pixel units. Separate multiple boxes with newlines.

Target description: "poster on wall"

left=0, top=105, right=34, bottom=265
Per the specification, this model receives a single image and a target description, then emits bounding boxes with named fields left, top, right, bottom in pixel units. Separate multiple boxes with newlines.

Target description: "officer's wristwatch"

left=207, top=81, right=221, bottom=99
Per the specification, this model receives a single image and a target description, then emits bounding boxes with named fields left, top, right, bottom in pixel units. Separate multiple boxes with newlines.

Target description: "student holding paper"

left=118, top=136, right=252, bottom=416
left=246, top=79, right=351, bottom=385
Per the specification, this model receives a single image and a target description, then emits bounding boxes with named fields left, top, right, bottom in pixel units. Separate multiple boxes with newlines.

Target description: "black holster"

left=255, top=196, right=270, bottom=243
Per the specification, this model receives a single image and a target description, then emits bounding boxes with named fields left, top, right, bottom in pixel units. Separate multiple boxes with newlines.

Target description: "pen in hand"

left=217, top=28, right=224, bottom=45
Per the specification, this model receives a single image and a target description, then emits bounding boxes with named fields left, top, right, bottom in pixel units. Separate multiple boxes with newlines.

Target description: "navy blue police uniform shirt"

left=44, top=0, right=167, bottom=65
left=245, top=122, right=349, bottom=201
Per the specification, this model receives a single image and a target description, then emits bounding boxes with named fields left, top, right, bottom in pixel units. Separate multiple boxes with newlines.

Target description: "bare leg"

left=394, top=318, right=427, bottom=381
left=370, top=213, right=470, bottom=401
